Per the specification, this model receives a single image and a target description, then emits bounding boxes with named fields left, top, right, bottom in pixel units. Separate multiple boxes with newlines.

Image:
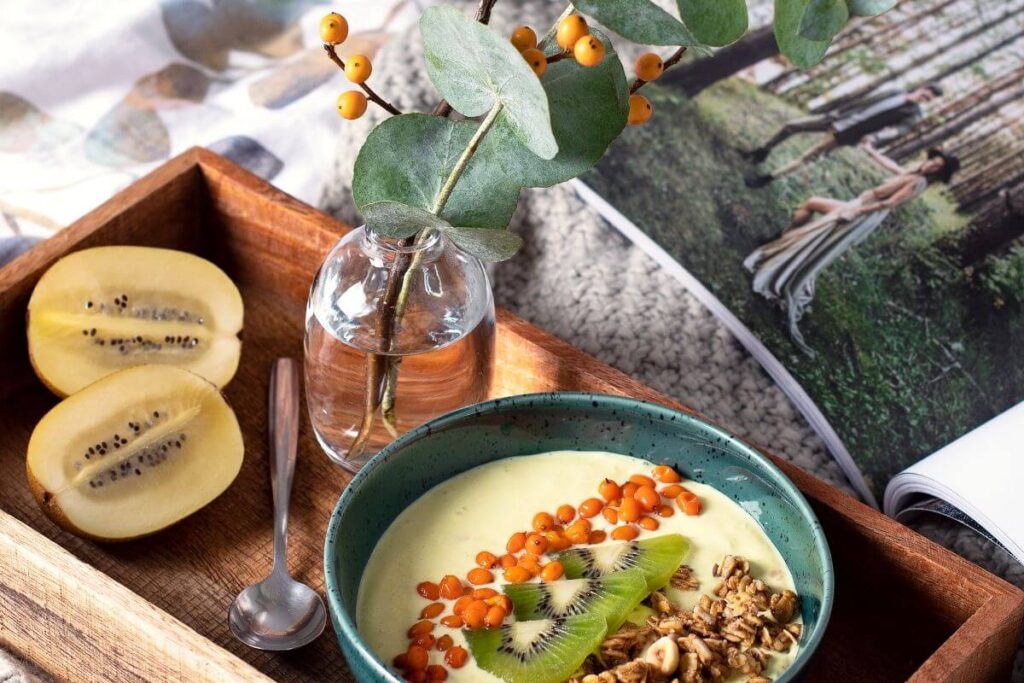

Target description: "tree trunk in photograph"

left=661, top=25, right=777, bottom=97
left=939, top=184, right=1024, bottom=266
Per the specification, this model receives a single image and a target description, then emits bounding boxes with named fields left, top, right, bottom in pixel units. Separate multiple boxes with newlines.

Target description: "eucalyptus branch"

left=324, top=44, right=403, bottom=115
left=630, top=46, right=688, bottom=94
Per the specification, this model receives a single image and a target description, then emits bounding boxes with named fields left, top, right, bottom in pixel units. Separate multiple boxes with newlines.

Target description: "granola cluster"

left=569, top=556, right=801, bottom=683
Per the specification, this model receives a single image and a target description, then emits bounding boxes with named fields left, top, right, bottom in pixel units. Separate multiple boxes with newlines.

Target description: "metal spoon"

left=229, top=358, right=327, bottom=651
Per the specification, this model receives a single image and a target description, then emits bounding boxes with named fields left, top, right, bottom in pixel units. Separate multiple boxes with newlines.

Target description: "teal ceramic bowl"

left=324, top=393, right=833, bottom=682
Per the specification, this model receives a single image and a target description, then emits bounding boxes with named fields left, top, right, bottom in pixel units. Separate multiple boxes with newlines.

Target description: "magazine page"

left=576, top=0, right=1024, bottom=506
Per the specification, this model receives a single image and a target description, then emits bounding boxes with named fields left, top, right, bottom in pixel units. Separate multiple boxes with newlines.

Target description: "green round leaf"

left=420, top=6, right=557, bottom=160
left=676, top=0, right=749, bottom=47
left=847, top=0, right=897, bottom=16
left=361, top=201, right=451, bottom=239
left=572, top=0, right=698, bottom=46
left=799, top=0, right=849, bottom=41
left=442, top=227, right=523, bottom=262
left=352, top=114, right=519, bottom=229
left=774, top=0, right=831, bottom=68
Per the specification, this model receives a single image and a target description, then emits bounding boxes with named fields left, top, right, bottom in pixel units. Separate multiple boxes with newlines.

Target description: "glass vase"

left=304, top=226, right=495, bottom=472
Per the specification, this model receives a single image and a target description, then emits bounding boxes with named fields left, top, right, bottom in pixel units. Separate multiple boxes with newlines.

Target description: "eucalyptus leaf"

left=571, top=0, right=698, bottom=46
left=676, top=0, right=748, bottom=47
left=352, top=114, right=519, bottom=229
left=483, top=30, right=628, bottom=189
left=847, top=0, right=897, bottom=15
left=361, top=201, right=452, bottom=239
left=420, top=6, right=557, bottom=160
left=774, top=0, right=831, bottom=68
left=442, top=227, right=523, bottom=262
left=799, top=0, right=849, bottom=41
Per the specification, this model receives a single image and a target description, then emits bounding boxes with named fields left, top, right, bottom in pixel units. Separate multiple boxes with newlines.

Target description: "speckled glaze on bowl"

left=324, top=393, right=833, bottom=682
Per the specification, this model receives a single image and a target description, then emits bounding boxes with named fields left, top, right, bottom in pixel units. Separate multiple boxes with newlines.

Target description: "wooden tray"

left=0, top=149, right=1021, bottom=683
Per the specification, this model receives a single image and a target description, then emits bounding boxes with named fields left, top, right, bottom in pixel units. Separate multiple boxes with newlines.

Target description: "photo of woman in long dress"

left=744, top=148, right=960, bottom=355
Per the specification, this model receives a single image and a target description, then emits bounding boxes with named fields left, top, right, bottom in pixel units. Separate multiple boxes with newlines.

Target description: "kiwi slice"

left=463, top=614, right=606, bottom=683
left=26, top=365, right=244, bottom=541
left=504, top=568, right=647, bottom=634
left=27, top=246, right=243, bottom=396
left=557, top=534, right=689, bottom=591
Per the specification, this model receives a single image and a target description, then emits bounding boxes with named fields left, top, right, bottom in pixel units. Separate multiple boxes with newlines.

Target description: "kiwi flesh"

left=557, top=534, right=689, bottom=591
left=463, top=614, right=606, bottom=683
left=26, top=365, right=244, bottom=541
left=27, top=246, right=243, bottom=397
left=503, top=568, right=647, bottom=634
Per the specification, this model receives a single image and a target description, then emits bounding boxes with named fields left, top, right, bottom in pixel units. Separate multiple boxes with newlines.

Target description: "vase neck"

left=362, top=226, right=442, bottom=256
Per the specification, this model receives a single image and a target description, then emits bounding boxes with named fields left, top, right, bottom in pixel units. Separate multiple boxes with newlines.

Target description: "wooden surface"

left=0, top=148, right=1021, bottom=682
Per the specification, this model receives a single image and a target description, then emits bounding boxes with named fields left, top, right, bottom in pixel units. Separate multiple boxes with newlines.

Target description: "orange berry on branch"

left=510, top=25, right=538, bottom=52
left=574, top=35, right=605, bottom=67
left=556, top=15, right=590, bottom=51
left=337, top=90, right=367, bottom=120
left=320, top=12, right=349, bottom=44
left=628, top=94, right=653, bottom=126
left=521, top=48, right=547, bottom=77
left=344, top=55, right=372, bottom=84
left=635, top=52, right=665, bottom=82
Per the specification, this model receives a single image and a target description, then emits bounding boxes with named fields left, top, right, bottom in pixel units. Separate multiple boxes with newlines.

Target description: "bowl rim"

left=323, top=391, right=834, bottom=682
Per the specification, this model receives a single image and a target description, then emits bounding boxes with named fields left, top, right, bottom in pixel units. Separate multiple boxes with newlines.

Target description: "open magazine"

left=575, top=0, right=1024, bottom=561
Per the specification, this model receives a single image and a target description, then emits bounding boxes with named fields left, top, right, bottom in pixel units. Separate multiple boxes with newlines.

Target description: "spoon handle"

left=269, top=357, right=300, bottom=575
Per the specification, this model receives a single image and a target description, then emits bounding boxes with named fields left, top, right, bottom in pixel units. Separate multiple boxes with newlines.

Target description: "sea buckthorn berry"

left=438, top=575, right=463, bottom=600
left=426, top=664, right=448, bottom=681
left=446, top=646, right=469, bottom=668
left=639, top=516, right=660, bottom=531
left=476, top=551, right=498, bottom=568
left=336, top=91, right=367, bottom=120
left=533, top=512, right=555, bottom=532
left=436, top=634, right=454, bottom=651
left=565, top=519, right=592, bottom=544
left=556, top=15, right=589, bottom=51
left=525, top=533, right=549, bottom=555
left=421, top=602, right=445, bottom=619
left=467, top=567, right=494, bottom=585
left=630, top=474, right=657, bottom=488
left=622, top=482, right=639, bottom=499
left=440, top=614, right=464, bottom=628
left=556, top=504, right=576, bottom=524
left=603, top=506, right=619, bottom=525
left=473, top=587, right=498, bottom=600
left=599, top=478, right=622, bottom=502
left=612, top=525, right=640, bottom=541
left=344, top=55, right=372, bottom=84
left=417, top=581, right=440, bottom=600
left=545, top=530, right=572, bottom=551
left=521, top=48, right=547, bottom=77
left=541, top=560, right=565, bottom=581
left=661, top=484, right=684, bottom=499
left=320, top=12, right=349, bottom=45
left=628, top=94, right=653, bottom=126
left=518, top=554, right=541, bottom=575
left=488, top=595, right=513, bottom=612
left=499, top=553, right=517, bottom=568
left=574, top=35, right=605, bottom=67
left=510, top=25, right=537, bottom=52
left=589, top=530, right=607, bottom=544
left=507, top=532, right=527, bottom=553
left=453, top=595, right=473, bottom=615
left=504, top=565, right=532, bottom=583
left=635, top=485, right=660, bottom=511
left=619, top=496, right=642, bottom=523
left=657, top=504, right=675, bottom=518
left=578, top=497, right=604, bottom=518
left=413, top=633, right=436, bottom=649
left=484, top=604, right=508, bottom=627
left=462, top=600, right=488, bottom=629
left=406, top=672, right=426, bottom=683
left=408, top=620, right=435, bottom=638
left=394, top=653, right=409, bottom=669
left=406, top=644, right=429, bottom=671
left=635, top=52, right=664, bottom=82
left=653, top=464, right=682, bottom=483
left=677, top=493, right=702, bottom=516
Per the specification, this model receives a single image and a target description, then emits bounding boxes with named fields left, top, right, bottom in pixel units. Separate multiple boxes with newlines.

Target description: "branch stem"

left=324, top=44, right=403, bottom=115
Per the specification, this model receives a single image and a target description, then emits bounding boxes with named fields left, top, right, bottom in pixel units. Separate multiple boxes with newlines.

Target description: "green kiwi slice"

left=463, top=614, right=606, bottom=683
left=503, top=568, right=647, bottom=634
left=557, top=534, right=689, bottom=591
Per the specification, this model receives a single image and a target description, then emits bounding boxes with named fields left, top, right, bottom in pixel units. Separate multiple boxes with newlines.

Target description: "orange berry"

left=438, top=575, right=463, bottom=600
left=634, top=52, right=664, bottom=82
left=525, top=533, right=549, bottom=555
left=639, top=516, right=660, bottom=531
left=680, top=494, right=702, bottom=516
left=622, top=482, right=639, bottom=499
left=452, top=595, right=474, bottom=615
left=445, top=646, right=469, bottom=668
left=440, top=614, right=463, bottom=628
left=599, top=478, right=622, bottom=502
left=574, top=35, right=605, bottom=67
left=661, top=484, right=684, bottom=499
left=533, top=512, right=555, bottom=532
left=499, top=553, right=518, bottom=568
left=408, top=620, right=435, bottom=638
left=344, top=55, right=372, bottom=84
left=488, top=594, right=513, bottom=612
left=565, top=519, right=592, bottom=544
left=517, top=554, right=541, bottom=575
left=462, top=600, right=488, bottom=629
left=417, top=581, right=440, bottom=600
left=504, top=565, right=532, bottom=583
left=510, top=25, right=538, bottom=52
left=436, top=634, right=454, bottom=651
left=413, top=633, right=436, bottom=649
left=336, top=91, right=367, bottom=120
left=507, top=532, right=527, bottom=553
left=578, top=498, right=604, bottom=518
left=393, top=653, right=409, bottom=669
left=556, top=504, right=576, bottom=524
left=619, top=497, right=642, bottom=523
left=556, top=15, right=589, bottom=51
left=657, top=504, right=675, bottom=518
left=630, top=474, right=657, bottom=488
left=612, top=525, right=640, bottom=541
left=628, top=94, right=652, bottom=126
left=467, top=567, right=494, bottom=585
left=635, top=485, right=660, bottom=511
left=541, top=561, right=565, bottom=581
left=545, top=530, right=572, bottom=551
left=406, top=672, right=426, bottom=683
left=476, top=551, right=498, bottom=568
left=588, top=530, right=607, bottom=544
left=406, top=644, right=429, bottom=671
left=653, top=464, right=682, bottom=483
left=421, top=602, right=444, bottom=619
left=473, top=587, right=498, bottom=600
left=603, top=506, right=619, bottom=525
left=426, top=664, right=448, bottom=681
left=484, top=605, right=507, bottom=627
left=319, top=12, right=349, bottom=44
left=521, top=48, right=548, bottom=77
